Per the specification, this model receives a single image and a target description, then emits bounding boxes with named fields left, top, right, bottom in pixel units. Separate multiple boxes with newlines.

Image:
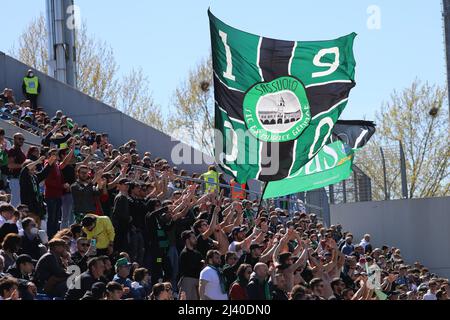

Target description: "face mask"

left=74, top=149, right=81, bottom=156
left=29, top=73, right=34, bottom=77
left=6, top=219, right=15, bottom=224
left=30, top=227, right=39, bottom=236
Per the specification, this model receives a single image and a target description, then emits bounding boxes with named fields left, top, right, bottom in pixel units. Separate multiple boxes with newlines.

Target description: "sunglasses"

left=80, top=243, right=90, bottom=247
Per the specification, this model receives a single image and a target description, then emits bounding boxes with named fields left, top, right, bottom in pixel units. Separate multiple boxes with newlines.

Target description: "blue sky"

left=2, top=0, right=446, bottom=121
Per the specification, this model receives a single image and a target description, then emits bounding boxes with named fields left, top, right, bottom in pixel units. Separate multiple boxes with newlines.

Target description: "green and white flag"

left=209, top=10, right=357, bottom=183
left=263, top=140, right=354, bottom=199
left=263, top=120, right=376, bottom=199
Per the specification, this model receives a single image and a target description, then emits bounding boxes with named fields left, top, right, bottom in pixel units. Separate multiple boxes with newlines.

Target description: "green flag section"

left=374, top=289, right=388, bottom=300
left=209, top=10, right=357, bottom=183
left=263, top=120, right=375, bottom=199
left=263, top=141, right=354, bottom=199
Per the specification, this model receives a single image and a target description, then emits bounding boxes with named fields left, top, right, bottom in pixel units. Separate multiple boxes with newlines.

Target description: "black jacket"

left=34, top=252, right=70, bottom=288
left=71, top=251, right=88, bottom=273
left=271, top=287, right=289, bottom=300
left=246, top=275, right=270, bottom=300
left=19, top=233, right=43, bottom=260
left=65, top=271, right=105, bottom=300
left=19, top=165, right=51, bottom=218
left=112, top=193, right=130, bottom=229
left=0, top=223, right=19, bottom=244
left=71, top=181, right=100, bottom=214
left=6, top=266, right=35, bottom=300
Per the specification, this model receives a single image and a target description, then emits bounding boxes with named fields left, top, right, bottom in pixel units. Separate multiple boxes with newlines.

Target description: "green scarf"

left=263, top=279, right=272, bottom=300
left=209, top=265, right=227, bottom=294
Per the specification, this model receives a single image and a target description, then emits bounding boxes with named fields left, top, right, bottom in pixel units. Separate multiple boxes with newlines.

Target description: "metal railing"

left=0, top=109, right=44, bottom=135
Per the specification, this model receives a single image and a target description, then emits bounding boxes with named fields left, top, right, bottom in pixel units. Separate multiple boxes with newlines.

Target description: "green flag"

left=263, top=140, right=354, bottom=199
left=209, top=10, right=357, bottom=183
left=263, top=120, right=375, bottom=199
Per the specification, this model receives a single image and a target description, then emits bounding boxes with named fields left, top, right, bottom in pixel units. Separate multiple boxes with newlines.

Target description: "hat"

left=16, top=254, right=34, bottom=266
left=115, top=257, right=132, bottom=268
left=118, top=178, right=131, bottom=185
left=249, top=243, right=264, bottom=251
left=91, top=282, right=106, bottom=297
left=232, top=226, right=246, bottom=235
left=387, top=291, right=400, bottom=297
left=128, top=181, right=141, bottom=189
left=81, top=215, right=97, bottom=227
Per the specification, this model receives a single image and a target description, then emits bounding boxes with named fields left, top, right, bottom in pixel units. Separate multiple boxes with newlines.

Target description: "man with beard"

left=271, top=272, right=289, bottom=300
left=272, top=230, right=309, bottom=292
left=65, top=257, right=105, bottom=300
left=178, top=230, right=204, bottom=300
left=34, top=239, right=71, bottom=298
left=71, top=165, right=104, bottom=221
left=199, top=250, right=228, bottom=300
left=128, top=182, right=146, bottom=265
left=112, top=178, right=131, bottom=253
left=19, top=156, right=54, bottom=228
left=329, top=277, right=346, bottom=300
left=8, top=133, right=26, bottom=207
left=145, top=191, right=194, bottom=286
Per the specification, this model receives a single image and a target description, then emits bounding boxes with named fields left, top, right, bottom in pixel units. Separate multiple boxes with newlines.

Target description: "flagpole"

left=256, top=182, right=268, bottom=218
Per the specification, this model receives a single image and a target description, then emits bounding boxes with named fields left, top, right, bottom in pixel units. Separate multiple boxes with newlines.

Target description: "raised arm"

left=272, top=233, right=289, bottom=266
left=60, top=145, right=75, bottom=170
left=200, top=206, right=219, bottom=240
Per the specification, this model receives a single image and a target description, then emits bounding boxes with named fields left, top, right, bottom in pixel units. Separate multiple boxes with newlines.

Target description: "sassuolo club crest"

left=243, top=76, right=311, bottom=143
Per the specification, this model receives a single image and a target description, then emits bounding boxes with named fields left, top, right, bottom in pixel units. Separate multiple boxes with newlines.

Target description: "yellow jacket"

left=82, top=216, right=115, bottom=249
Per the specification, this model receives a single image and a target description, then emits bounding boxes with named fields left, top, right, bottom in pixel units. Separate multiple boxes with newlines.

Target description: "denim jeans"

left=167, top=245, right=179, bottom=291
left=46, top=197, right=62, bottom=239
left=60, top=193, right=74, bottom=229
left=9, top=178, right=21, bottom=207
left=129, top=229, right=145, bottom=266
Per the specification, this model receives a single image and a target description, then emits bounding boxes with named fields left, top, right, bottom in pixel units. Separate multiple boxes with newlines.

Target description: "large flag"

left=209, top=10, right=357, bottom=184
left=263, top=121, right=376, bottom=199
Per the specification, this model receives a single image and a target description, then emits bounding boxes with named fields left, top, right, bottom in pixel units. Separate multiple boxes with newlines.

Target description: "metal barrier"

left=0, top=109, right=44, bottom=134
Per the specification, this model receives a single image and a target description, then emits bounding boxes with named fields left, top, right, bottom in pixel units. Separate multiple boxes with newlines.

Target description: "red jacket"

left=229, top=282, right=248, bottom=300
left=44, top=162, right=65, bottom=199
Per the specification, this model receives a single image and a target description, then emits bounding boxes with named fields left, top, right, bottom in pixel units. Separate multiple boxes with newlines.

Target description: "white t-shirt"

left=199, top=266, right=228, bottom=300
left=228, top=241, right=243, bottom=258
left=423, top=291, right=437, bottom=300
left=0, top=215, right=6, bottom=228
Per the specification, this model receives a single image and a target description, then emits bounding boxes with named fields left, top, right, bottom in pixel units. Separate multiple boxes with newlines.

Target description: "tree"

left=11, top=15, right=48, bottom=75
left=356, top=81, right=449, bottom=200
left=118, top=68, right=164, bottom=131
left=168, top=57, right=214, bottom=156
left=10, top=13, right=163, bottom=130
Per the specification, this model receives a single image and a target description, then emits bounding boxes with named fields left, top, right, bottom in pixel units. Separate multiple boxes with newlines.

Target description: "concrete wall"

left=1, top=119, right=42, bottom=150
left=330, top=197, right=450, bottom=279
left=0, top=51, right=210, bottom=174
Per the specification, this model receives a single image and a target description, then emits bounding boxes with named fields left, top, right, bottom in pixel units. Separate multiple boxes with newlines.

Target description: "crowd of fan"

left=0, top=86, right=448, bottom=301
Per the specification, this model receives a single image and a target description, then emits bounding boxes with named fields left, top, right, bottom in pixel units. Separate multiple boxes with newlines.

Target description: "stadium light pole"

left=46, top=0, right=77, bottom=87
left=379, top=147, right=389, bottom=201
left=399, top=141, right=408, bottom=199
left=443, top=0, right=450, bottom=112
